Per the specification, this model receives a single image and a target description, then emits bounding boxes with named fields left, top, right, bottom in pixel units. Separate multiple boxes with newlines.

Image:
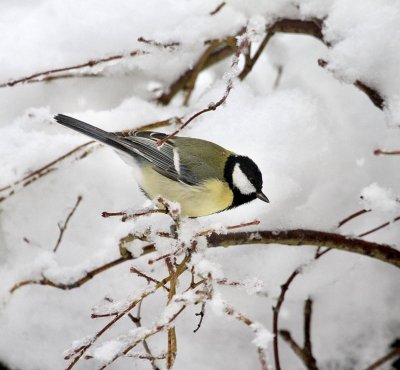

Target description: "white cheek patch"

left=173, top=148, right=181, bottom=175
left=232, top=163, right=256, bottom=195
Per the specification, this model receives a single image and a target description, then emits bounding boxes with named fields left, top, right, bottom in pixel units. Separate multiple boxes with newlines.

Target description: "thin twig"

left=0, top=49, right=146, bottom=88
left=137, top=37, right=180, bottom=49
left=53, top=195, right=83, bottom=252
left=193, top=302, right=206, bottom=333
left=223, top=302, right=269, bottom=370
left=279, top=299, right=319, bottom=370
left=209, top=2, right=226, bottom=15
left=10, top=245, right=156, bottom=293
left=338, top=209, right=370, bottom=228
left=318, top=59, right=384, bottom=110
left=273, top=65, right=283, bottom=89
left=128, top=301, right=161, bottom=370
left=0, top=141, right=96, bottom=202
left=131, top=267, right=170, bottom=292
left=157, top=35, right=250, bottom=145
left=357, top=215, right=400, bottom=238
left=364, top=347, right=400, bottom=370
left=374, top=148, right=400, bottom=156
left=272, top=270, right=299, bottom=370
left=65, top=256, right=189, bottom=369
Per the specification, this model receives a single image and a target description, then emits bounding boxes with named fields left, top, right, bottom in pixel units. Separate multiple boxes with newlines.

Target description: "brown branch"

left=272, top=270, right=299, bottom=370
left=209, top=2, right=226, bottom=15
left=223, top=303, right=269, bottom=370
left=273, top=65, right=284, bottom=89
left=365, top=347, right=400, bottom=370
left=318, top=59, right=384, bottom=110
left=53, top=195, right=83, bottom=252
left=354, top=80, right=385, bottom=110
left=156, top=35, right=237, bottom=105
left=10, top=245, right=156, bottom=293
left=0, top=141, right=96, bottom=202
left=157, top=36, right=249, bottom=145
left=239, top=32, right=273, bottom=81
left=130, top=267, right=170, bottom=292
left=128, top=301, right=161, bottom=370
left=279, top=299, right=318, bottom=370
left=0, top=49, right=146, bottom=88
left=207, top=229, right=400, bottom=268
left=66, top=256, right=189, bottom=369
left=357, top=215, right=400, bottom=238
left=0, top=116, right=177, bottom=204
left=374, top=148, right=400, bottom=156
left=338, top=209, right=370, bottom=228
left=193, top=302, right=206, bottom=333
left=137, top=37, right=179, bottom=49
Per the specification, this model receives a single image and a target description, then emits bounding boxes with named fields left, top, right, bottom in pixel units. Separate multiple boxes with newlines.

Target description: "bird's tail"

left=54, top=114, right=127, bottom=152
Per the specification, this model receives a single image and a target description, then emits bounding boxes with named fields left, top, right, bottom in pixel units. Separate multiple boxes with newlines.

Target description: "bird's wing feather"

left=118, top=131, right=199, bottom=185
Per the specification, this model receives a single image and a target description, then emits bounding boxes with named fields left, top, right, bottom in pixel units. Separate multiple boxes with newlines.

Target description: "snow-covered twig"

left=128, top=301, right=161, bottom=370
left=0, top=141, right=97, bottom=203
left=0, top=49, right=146, bottom=88
left=0, top=118, right=175, bottom=204
left=65, top=256, right=189, bottom=369
left=156, top=27, right=253, bottom=144
left=220, top=302, right=271, bottom=370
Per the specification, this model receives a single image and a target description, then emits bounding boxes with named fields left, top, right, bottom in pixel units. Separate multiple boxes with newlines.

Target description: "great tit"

left=54, top=114, right=269, bottom=217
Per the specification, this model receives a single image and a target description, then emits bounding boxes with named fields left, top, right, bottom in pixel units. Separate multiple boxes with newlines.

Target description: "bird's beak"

left=256, top=191, right=270, bottom=203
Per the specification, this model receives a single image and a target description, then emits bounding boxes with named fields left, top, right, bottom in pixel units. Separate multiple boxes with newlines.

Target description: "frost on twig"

left=59, top=198, right=271, bottom=370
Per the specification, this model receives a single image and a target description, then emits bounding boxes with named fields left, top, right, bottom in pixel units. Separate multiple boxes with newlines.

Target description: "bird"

left=54, top=114, right=269, bottom=217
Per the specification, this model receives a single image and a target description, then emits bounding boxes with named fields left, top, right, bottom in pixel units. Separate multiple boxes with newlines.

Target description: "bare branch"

left=209, top=2, right=226, bottom=16
left=318, top=59, right=384, bottom=110
left=130, top=267, right=170, bottom=292
left=128, top=301, right=161, bottom=370
left=223, top=302, right=269, bottom=370
left=0, top=49, right=146, bottom=88
left=338, top=209, right=370, bottom=228
left=374, top=148, right=400, bottom=156
left=272, top=270, right=299, bottom=370
left=137, top=37, right=179, bottom=49
left=53, top=195, right=83, bottom=252
left=365, top=347, right=400, bottom=370
left=157, top=34, right=253, bottom=144
left=66, top=256, right=189, bottom=369
left=193, top=302, right=206, bottom=333
left=10, top=245, right=156, bottom=293
left=0, top=141, right=96, bottom=203
left=280, top=298, right=319, bottom=369
left=358, top=215, right=400, bottom=238
left=207, top=229, right=400, bottom=268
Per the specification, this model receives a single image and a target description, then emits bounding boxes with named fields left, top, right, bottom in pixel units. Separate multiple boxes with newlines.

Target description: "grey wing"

left=118, top=131, right=199, bottom=186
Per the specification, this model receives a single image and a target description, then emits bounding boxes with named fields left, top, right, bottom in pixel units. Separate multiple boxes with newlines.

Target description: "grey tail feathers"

left=54, top=114, right=128, bottom=153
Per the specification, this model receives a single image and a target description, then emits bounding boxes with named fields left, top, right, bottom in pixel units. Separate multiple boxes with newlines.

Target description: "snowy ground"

left=0, top=1, right=399, bottom=369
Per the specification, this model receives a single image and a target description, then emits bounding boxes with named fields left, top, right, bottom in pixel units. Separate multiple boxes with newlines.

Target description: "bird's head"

left=224, top=155, right=269, bottom=208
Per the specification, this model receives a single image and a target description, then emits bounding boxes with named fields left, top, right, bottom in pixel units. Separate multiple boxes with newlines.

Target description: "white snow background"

left=0, top=0, right=399, bottom=369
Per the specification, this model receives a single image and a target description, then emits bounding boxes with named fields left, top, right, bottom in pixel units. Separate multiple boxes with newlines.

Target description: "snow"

left=360, top=183, right=400, bottom=213
left=0, top=1, right=400, bottom=370
left=250, top=322, right=274, bottom=350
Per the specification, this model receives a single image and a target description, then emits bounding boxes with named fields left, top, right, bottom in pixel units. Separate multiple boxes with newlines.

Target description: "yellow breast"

left=140, top=166, right=233, bottom=217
